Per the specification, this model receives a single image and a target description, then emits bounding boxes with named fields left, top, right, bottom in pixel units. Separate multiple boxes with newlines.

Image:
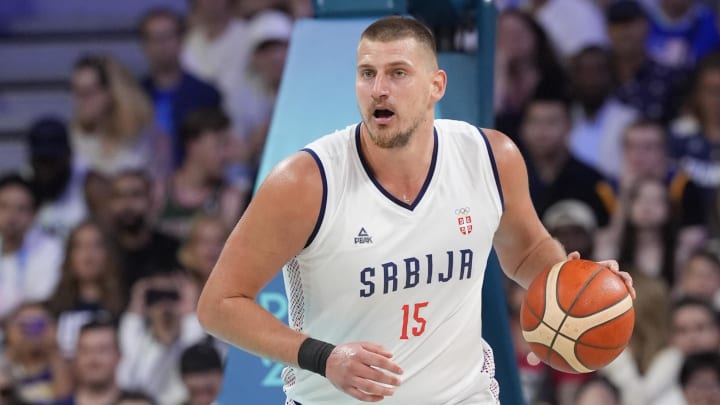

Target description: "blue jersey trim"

left=301, top=148, right=327, bottom=248
left=478, top=127, right=505, bottom=211
left=354, top=123, right=438, bottom=211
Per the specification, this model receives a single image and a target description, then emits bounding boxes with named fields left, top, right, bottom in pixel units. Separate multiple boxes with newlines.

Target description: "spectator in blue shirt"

left=139, top=8, right=222, bottom=168
left=606, top=0, right=689, bottom=124
left=642, top=0, right=720, bottom=68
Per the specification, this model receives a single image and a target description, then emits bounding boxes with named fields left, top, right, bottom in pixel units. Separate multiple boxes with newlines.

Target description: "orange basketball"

left=520, top=259, right=635, bottom=373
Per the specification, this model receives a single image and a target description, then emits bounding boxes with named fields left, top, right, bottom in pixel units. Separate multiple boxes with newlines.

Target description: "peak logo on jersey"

left=455, top=207, right=472, bottom=235
left=354, top=227, right=373, bottom=244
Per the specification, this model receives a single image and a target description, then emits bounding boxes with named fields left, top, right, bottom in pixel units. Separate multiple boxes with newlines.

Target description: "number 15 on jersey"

left=401, top=301, right=429, bottom=339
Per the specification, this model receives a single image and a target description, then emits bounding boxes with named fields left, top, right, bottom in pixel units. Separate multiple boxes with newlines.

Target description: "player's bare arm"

left=484, top=129, right=634, bottom=298
left=197, top=151, right=402, bottom=402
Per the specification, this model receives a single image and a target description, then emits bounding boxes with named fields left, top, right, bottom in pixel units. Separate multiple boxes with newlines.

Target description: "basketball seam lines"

left=542, top=308, right=633, bottom=350
left=547, top=264, right=606, bottom=368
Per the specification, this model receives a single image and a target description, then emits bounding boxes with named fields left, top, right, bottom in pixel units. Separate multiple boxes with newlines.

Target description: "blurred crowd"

left=1, top=0, right=720, bottom=404
left=494, top=1, right=720, bottom=405
left=0, top=0, right=305, bottom=404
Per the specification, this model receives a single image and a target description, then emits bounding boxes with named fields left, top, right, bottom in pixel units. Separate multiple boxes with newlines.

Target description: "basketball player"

left=197, top=16, right=635, bottom=404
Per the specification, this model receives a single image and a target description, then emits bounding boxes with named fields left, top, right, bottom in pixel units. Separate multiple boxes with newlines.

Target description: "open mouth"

left=373, top=109, right=395, bottom=121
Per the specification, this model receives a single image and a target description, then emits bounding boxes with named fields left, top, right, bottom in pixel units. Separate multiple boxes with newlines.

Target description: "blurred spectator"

left=25, top=118, right=87, bottom=240
left=606, top=0, right=688, bottom=124
left=70, top=54, right=171, bottom=180
left=680, top=351, right=720, bottom=405
left=494, top=9, right=566, bottom=143
left=158, top=108, right=245, bottom=239
left=574, top=376, right=621, bottom=405
left=568, top=45, right=639, bottom=178
left=53, top=319, right=122, bottom=405
left=48, top=221, right=125, bottom=358
left=179, top=343, right=223, bottom=405
left=671, top=297, right=720, bottom=354
left=676, top=248, right=720, bottom=308
left=116, top=391, right=155, bottom=405
left=178, top=215, right=228, bottom=293
left=238, top=9, right=291, bottom=138
left=520, top=88, right=615, bottom=227
left=139, top=8, right=222, bottom=168
left=0, top=174, right=63, bottom=320
left=616, top=178, right=679, bottom=285
left=225, top=10, right=292, bottom=192
left=527, top=0, right=609, bottom=60
left=182, top=0, right=250, bottom=113
left=107, top=170, right=180, bottom=291
left=2, top=303, right=72, bottom=404
left=117, top=273, right=204, bottom=405
left=617, top=120, right=705, bottom=228
left=542, top=200, right=598, bottom=259
left=602, top=120, right=707, bottom=270
left=642, top=0, right=720, bottom=68
left=601, top=273, right=676, bottom=405
left=669, top=51, right=720, bottom=202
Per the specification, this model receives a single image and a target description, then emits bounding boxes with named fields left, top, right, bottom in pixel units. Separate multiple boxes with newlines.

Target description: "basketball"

left=520, top=259, right=635, bottom=373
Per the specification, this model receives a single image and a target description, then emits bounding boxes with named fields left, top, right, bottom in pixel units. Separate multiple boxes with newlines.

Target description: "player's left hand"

left=567, top=251, right=636, bottom=300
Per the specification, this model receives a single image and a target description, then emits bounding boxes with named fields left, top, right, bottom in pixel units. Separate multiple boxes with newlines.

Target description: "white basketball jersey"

left=282, top=119, right=504, bottom=404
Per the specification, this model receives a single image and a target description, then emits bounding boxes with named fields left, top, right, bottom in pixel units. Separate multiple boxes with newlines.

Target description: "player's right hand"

left=325, top=342, right=403, bottom=402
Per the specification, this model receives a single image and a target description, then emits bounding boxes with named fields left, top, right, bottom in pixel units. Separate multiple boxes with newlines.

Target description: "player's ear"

left=431, top=69, right=447, bottom=101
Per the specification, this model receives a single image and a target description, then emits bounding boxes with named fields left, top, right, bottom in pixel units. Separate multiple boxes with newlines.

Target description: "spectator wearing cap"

left=0, top=174, right=63, bottom=320
left=606, top=0, right=688, bottom=124
left=642, top=0, right=720, bottom=68
left=225, top=9, right=293, bottom=193
left=139, top=8, right=222, bottom=168
left=179, top=343, right=223, bottom=405
left=25, top=117, right=88, bottom=240
left=542, top=199, right=598, bottom=259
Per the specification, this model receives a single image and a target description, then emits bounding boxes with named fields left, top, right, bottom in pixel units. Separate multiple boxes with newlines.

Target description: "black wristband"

left=297, top=337, right=336, bottom=377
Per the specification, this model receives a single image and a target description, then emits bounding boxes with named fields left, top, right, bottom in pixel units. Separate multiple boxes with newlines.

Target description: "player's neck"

left=360, top=122, right=435, bottom=199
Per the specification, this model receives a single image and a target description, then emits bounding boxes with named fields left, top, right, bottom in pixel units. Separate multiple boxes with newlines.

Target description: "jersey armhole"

left=477, top=127, right=505, bottom=212
left=301, top=148, right=328, bottom=248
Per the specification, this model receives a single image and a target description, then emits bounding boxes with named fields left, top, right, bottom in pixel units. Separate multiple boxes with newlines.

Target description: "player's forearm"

left=198, top=295, right=307, bottom=367
left=510, top=236, right=566, bottom=289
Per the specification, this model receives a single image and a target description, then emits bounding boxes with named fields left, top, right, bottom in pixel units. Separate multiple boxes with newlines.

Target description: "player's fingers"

left=353, top=362, right=402, bottom=387
left=345, top=386, right=384, bottom=402
left=361, top=351, right=404, bottom=376
left=619, top=271, right=636, bottom=299
left=566, top=251, right=581, bottom=260
left=599, top=259, right=620, bottom=272
left=360, top=342, right=394, bottom=358
left=351, top=375, right=395, bottom=397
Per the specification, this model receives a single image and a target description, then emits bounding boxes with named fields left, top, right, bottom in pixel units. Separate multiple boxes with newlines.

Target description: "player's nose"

left=371, top=74, right=390, bottom=98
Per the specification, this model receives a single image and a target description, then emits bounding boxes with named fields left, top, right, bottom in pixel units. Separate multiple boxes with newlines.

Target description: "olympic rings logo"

left=454, top=207, right=470, bottom=215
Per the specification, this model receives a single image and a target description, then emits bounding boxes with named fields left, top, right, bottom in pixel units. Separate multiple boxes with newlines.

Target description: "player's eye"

left=393, top=70, right=407, bottom=78
left=361, top=70, right=375, bottom=79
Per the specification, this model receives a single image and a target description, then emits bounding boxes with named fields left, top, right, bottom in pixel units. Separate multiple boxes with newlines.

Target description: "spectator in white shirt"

left=0, top=174, right=63, bottom=321
left=182, top=0, right=250, bottom=115
left=117, top=273, right=205, bottom=405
